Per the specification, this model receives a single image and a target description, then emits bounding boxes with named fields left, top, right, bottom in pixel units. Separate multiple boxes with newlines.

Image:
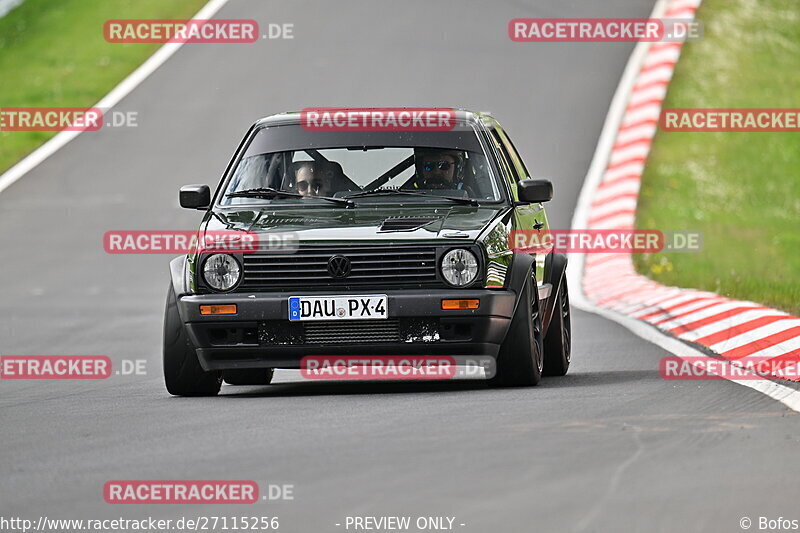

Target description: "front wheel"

left=163, top=286, right=222, bottom=396
left=543, top=278, right=572, bottom=376
left=488, top=271, right=543, bottom=387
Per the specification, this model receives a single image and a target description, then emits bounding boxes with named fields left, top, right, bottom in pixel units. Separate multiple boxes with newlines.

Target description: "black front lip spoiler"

left=177, top=289, right=515, bottom=370
left=194, top=341, right=505, bottom=371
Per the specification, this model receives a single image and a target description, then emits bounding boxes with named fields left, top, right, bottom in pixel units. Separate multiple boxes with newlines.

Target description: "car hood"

left=204, top=204, right=508, bottom=243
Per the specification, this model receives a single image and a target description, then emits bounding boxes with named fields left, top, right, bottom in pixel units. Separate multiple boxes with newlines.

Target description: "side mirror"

left=179, top=184, right=211, bottom=209
left=517, top=178, right=553, bottom=203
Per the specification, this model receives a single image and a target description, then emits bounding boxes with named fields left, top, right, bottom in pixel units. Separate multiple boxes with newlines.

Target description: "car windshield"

left=220, top=123, right=503, bottom=205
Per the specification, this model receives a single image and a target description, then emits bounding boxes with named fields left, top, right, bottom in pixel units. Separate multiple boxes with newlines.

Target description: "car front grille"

left=258, top=319, right=440, bottom=345
left=305, top=320, right=401, bottom=344
left=237, top=245, right=440, bottom=291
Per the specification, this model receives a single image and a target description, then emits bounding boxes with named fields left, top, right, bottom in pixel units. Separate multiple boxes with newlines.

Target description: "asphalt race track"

left=2, top=1, right=799, bottom=531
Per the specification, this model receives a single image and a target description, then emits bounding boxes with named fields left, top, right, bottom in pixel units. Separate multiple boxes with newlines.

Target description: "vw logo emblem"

left=327, top=255, right=351, bottom=279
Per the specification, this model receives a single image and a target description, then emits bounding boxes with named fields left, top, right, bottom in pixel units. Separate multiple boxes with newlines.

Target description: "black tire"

left=223, top=369, right=274, bottom=386
left=543, top=278, right=572, bottom=376
left=488, top=270, right=543, bottom=387
left=163, top=286, right=222, bottom=396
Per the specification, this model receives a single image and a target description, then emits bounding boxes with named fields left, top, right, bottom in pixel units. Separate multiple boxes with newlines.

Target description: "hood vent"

left=259, top=215, right=324, bottom=226
left=379, top=216, right=441, bottom=232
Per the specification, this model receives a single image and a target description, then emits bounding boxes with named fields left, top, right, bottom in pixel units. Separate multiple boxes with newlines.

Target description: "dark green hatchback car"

left=164, top=110, right=571, bottom=395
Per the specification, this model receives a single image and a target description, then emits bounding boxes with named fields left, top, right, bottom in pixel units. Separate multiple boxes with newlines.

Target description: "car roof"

left=253, top=108, right=498, bottom=129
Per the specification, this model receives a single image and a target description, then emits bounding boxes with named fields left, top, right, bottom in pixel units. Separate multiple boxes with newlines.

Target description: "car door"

left=489, top=125, right=550, bottom=284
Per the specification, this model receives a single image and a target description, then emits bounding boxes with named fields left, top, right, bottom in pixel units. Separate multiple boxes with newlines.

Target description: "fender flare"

left=169, top=255, right=190, bottom=322
left=505, top=253, right=537, bottom=321
left=542, top=252, right=568, bottom=335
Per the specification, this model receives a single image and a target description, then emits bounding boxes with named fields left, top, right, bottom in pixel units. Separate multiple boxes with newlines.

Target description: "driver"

left=292, top=161, right=330, bottom=198
left=414, top=148, right=463, bottom=190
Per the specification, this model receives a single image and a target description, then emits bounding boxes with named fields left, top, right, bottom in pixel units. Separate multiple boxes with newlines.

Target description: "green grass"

left=0, top=0, right=208, bottom=173
left=634, top=0, right=800, bottom=315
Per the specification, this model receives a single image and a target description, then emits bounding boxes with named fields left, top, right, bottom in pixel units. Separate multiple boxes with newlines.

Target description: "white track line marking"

left=0, top=0, right=232, bottom=195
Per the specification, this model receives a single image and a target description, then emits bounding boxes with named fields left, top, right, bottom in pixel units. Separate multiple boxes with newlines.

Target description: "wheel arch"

left=505, top=252, right=537, bottom=320
left=169, top=255, right=191, bottom=322
left=542, top=252, right=568, bottom=335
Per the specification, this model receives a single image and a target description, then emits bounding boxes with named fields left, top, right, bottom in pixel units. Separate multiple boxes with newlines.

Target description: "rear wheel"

left=163, top=287, right=222, bottom=396
left=223, top=369, right=274, bottom=386
left=488, top=271, right=543, bottom=387
left=543, top=278, right=572, bottom=376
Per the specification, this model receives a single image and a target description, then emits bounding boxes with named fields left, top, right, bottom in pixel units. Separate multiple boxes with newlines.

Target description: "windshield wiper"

left=226, top=187, right=354, bottom=207
left=344, top=189, right=479, bottom=206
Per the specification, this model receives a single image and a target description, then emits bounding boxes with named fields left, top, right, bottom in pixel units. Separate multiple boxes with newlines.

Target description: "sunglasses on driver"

left=296, top=180, right=323, bottom=193
left=423, top=160, right=455, bottom=172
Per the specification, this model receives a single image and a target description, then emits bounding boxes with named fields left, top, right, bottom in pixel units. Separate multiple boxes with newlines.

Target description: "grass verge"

left=634, top=0, right=800, bottom=315
left=0, top=0, right=209, bottom=174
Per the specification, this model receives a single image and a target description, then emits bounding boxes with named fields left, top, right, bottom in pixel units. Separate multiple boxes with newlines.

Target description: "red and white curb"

left=568, top=0, right=800, bottom=409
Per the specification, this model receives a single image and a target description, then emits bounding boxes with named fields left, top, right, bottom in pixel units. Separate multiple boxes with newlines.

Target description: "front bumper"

left=177, top=289, right=515, bottom=371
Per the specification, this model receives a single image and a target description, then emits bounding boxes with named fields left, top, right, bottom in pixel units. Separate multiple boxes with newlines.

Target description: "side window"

left=490, top=129, right=520, bottom=200
left=496, top=128, right=531, bottom=182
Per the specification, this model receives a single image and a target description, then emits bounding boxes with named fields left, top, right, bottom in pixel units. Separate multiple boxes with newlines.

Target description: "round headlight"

left=441, top=248, right=479, bottom=287
left=203, top=254, right=241, bottom=291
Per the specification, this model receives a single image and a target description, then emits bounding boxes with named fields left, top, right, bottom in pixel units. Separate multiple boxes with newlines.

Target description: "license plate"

left=288, top=295, right=388, bottom=321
